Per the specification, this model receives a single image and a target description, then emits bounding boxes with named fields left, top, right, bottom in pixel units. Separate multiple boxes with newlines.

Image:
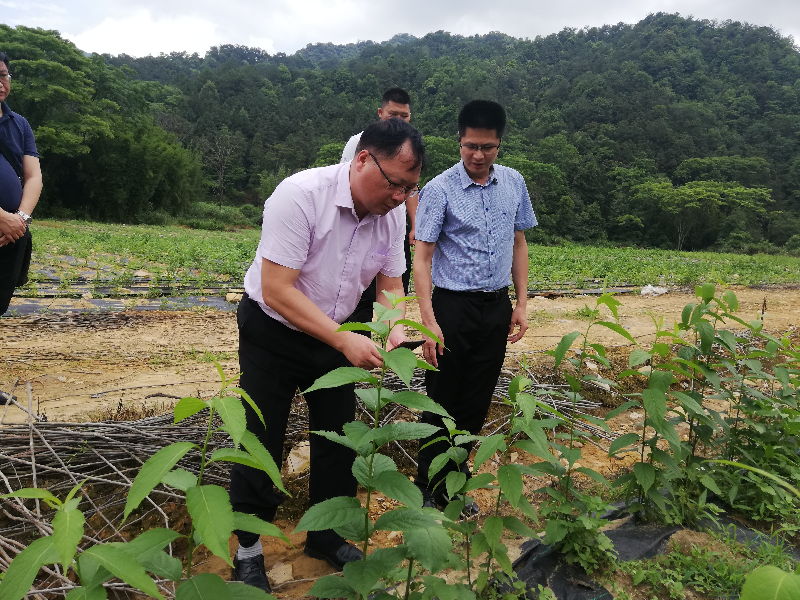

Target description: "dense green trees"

left=1, top=25, right=204, bottom=221
left=4, top=14, right=800, bottom=249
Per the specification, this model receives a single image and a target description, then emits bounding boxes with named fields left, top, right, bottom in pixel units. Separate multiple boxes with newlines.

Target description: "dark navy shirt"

left=0, top=101, right=39, bottom=212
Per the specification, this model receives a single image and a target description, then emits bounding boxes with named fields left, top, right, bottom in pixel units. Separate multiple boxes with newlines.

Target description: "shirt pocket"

left=361, top=252, right=389, bottom=283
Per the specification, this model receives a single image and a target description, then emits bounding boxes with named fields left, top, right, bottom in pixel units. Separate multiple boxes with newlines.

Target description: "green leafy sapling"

left=0, top=359, right=288, bottom=600
left=296, top=291, right=467, bottom=600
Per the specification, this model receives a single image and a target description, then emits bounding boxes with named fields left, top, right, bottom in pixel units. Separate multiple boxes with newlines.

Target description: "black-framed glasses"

left=369, top=152, right=420, bottom=197
left=459, top=143, right=501, bottom=153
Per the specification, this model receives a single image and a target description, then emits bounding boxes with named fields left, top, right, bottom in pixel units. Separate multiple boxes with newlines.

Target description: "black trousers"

left=347, top=218, right=412, bottom=324
left=230, top=296, right=357, bottom=547
left=416, top=287, right=512, bottom=502
left=0, top=228, right=32, bottom=316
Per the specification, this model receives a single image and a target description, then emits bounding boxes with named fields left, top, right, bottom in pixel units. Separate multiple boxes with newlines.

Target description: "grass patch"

left=26, top=222, right=800, bottom=293
left=528, top=243, right=800, bottom=288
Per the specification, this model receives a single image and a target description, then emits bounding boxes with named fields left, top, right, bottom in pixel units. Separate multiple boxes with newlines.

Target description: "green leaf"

left=176, top=573, right=233, bottom=600
left=697, top=321, right=715, bottom=355
left=740, top=565, right=800, bottom=600
left=338, top=322, right=374, bottom=333
left=174, top=397, right=207, bottom=424
left=445, top=471, right=467, bottom=500
left=186, top=485, right=235, bottom=566
left=119, top=527, right=183, bottom=559
left=544, top=519, right=568, bottom=544
left=383, top=347, right=418, bottom=387
left=394, top=319, right=443, bottom=347
left=642, top=388, right=667, bottom=423
left=233, top=512, right=290, bottom=543
left=373, top=471, right=423, bottom=509
left=367, top=321, right=390, bottom=336
left=343, top=547, right=407, bottom=598
left=484, top=515, right=503, bottom=551
left=502, top=515, right=537, bottom=538
left=295, top=497, right=365, bottom=532
left=670, top=391, right=706, bottom=417
left=633, top=462, right=656, bottom=493
left=52, top=506, right=85, bottom=570
left=723, top=290, right=739, bottom=313
left=463, top=473, right=496, bottom=492
left=649, top=369, right=674, bottom=393
left=352, top=454, right=396, bottom=487
left=0, top=537, right=59, bottom=600
left=76, top=553, right=111, bottom=589
left=404, top=525, right=453, bottom=573
left=390, top=391, right=451, bottom=417
left=1, top=488, right=60, bottom=504
left=83, top=544, right=164, bottom=600
left=575, top=467, right=610, bottom=486
left=367, top=422, right=441, bottom=447
left=474, top=435, right=506, bottom=469
left=303, top=367, right=379, bottom=393
left=124, top=441, right=197, bottom=521
left=225, top=387, right=265, bottom=428
left=497, top=465, right=523, bottom=509
left=240, top=431, right=287, bottom=494
left=161, top=468, right=198, bottom=491
left=210, top=396, right=247, bottom=446
left=208, top=448, right=264, bottom=470
left=628, top=349, right=652, bottom=368
left=595, top=321, right=637, bottom=344
left=140, top=551, right=183, bottom=582
left=698, top=283, right=716, bottom=303
left=65, top=586, right=108, bottom=600
left=552, top=331, right=581, bottom=368
left=700, top=476, right=723, bottom=497
left=355, top=388, right=380, bottom=411
left=717, top=330, right=738, bottom=354
left=374, top=508, right=439, bottom=531
left=228, top=582, right=276, bottom=600
left=309, top=574, right=357, bottom=599
left=609, top=433, right=641, bottom=455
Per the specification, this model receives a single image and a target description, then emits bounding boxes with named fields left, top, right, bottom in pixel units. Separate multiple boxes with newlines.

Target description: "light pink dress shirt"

left=243, top=162, right=406, bottom=330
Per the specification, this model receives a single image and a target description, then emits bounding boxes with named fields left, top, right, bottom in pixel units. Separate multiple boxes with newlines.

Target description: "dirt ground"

left=2, top=286, right=799, bottom=596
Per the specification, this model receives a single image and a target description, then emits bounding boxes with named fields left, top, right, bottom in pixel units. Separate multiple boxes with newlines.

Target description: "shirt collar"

left=337, top=161, right=378, bottom=222
left=457, top=160, right=498, bottom=189
left=0, top=101, right=12, bottom=122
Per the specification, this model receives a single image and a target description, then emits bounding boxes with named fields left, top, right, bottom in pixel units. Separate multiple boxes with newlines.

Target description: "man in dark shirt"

left=0, top=51, right=43, bottom=316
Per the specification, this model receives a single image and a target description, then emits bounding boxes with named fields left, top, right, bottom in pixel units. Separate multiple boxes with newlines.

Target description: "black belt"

left=436, top=286, right=508, bottom=300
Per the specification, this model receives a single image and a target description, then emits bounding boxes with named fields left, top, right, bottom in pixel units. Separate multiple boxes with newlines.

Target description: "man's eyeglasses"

left=0, top=74, right=11, bottom=82
left=459, top=143, right=500, bottom=153
left=369, top=152, right=420, bottom=197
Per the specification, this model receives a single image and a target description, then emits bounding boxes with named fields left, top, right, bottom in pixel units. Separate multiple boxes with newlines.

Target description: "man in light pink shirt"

left=231, top=118, right=425, bottom=592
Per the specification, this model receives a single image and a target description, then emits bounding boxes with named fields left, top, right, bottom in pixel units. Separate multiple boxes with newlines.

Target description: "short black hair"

left=356, top=118, right=426, bottom=171
left=0, top=52, right=9, bottom=72
left=458, top=100, right=506, bottom=138
left=381, top=87, right=411, bottom=107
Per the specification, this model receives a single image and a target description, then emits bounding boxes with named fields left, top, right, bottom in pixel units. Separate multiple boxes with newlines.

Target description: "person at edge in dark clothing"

left=229, top=118, right=424, bottom=592
left=413, top=100, right=537, bottom=515
left=341, top=88, right=417, bottom=326
left=0, top=51, right=42, bottom=318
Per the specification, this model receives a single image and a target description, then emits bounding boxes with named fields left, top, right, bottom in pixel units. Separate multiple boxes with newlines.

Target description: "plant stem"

left=403, top=558, right=414, bottom=600
left=187, top=405, right=216, bottom=579
left=363, top=346, right=388, bottom=559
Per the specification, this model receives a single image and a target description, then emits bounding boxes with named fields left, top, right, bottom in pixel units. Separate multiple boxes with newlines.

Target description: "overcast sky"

left=3, top=0, right=798, bottom=57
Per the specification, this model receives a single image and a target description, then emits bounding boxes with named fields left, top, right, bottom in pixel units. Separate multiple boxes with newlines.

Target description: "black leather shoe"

left=421, top=488, right=438, bottom=509
left=461, top=500, right=480, bottom=518
left=232, top=555, right=271, bottom=593
left=304, top=539, right=364, bottom=571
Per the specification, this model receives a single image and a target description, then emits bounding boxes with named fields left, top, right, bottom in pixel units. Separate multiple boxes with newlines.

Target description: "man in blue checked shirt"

left=413, top=100, right=537, bottom=513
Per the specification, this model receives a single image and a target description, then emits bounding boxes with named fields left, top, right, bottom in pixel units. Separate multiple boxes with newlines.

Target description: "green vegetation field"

left=29, top=221, right=800, bottom=292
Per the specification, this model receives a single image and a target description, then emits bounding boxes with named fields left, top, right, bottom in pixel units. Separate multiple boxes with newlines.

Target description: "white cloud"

left=64, top=10, right=223, bottom=56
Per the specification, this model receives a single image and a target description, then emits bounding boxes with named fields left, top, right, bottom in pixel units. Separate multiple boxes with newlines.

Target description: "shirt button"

left=485, top=208, right=489, bottom=211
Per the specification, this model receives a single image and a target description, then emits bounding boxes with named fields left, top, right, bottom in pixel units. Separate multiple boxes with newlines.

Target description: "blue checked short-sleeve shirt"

left=416, top=160, right=537, bottom=292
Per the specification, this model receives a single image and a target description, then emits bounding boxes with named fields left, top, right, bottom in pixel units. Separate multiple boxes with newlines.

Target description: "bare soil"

left=2, top=286, right=799, bottom=597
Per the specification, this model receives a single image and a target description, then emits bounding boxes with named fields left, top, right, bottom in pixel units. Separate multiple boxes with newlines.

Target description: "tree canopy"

left=4, top=13, right=800, bottom=249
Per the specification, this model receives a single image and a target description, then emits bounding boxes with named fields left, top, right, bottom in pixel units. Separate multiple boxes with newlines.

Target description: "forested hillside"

left=4, top=14, right=800, bottom=250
